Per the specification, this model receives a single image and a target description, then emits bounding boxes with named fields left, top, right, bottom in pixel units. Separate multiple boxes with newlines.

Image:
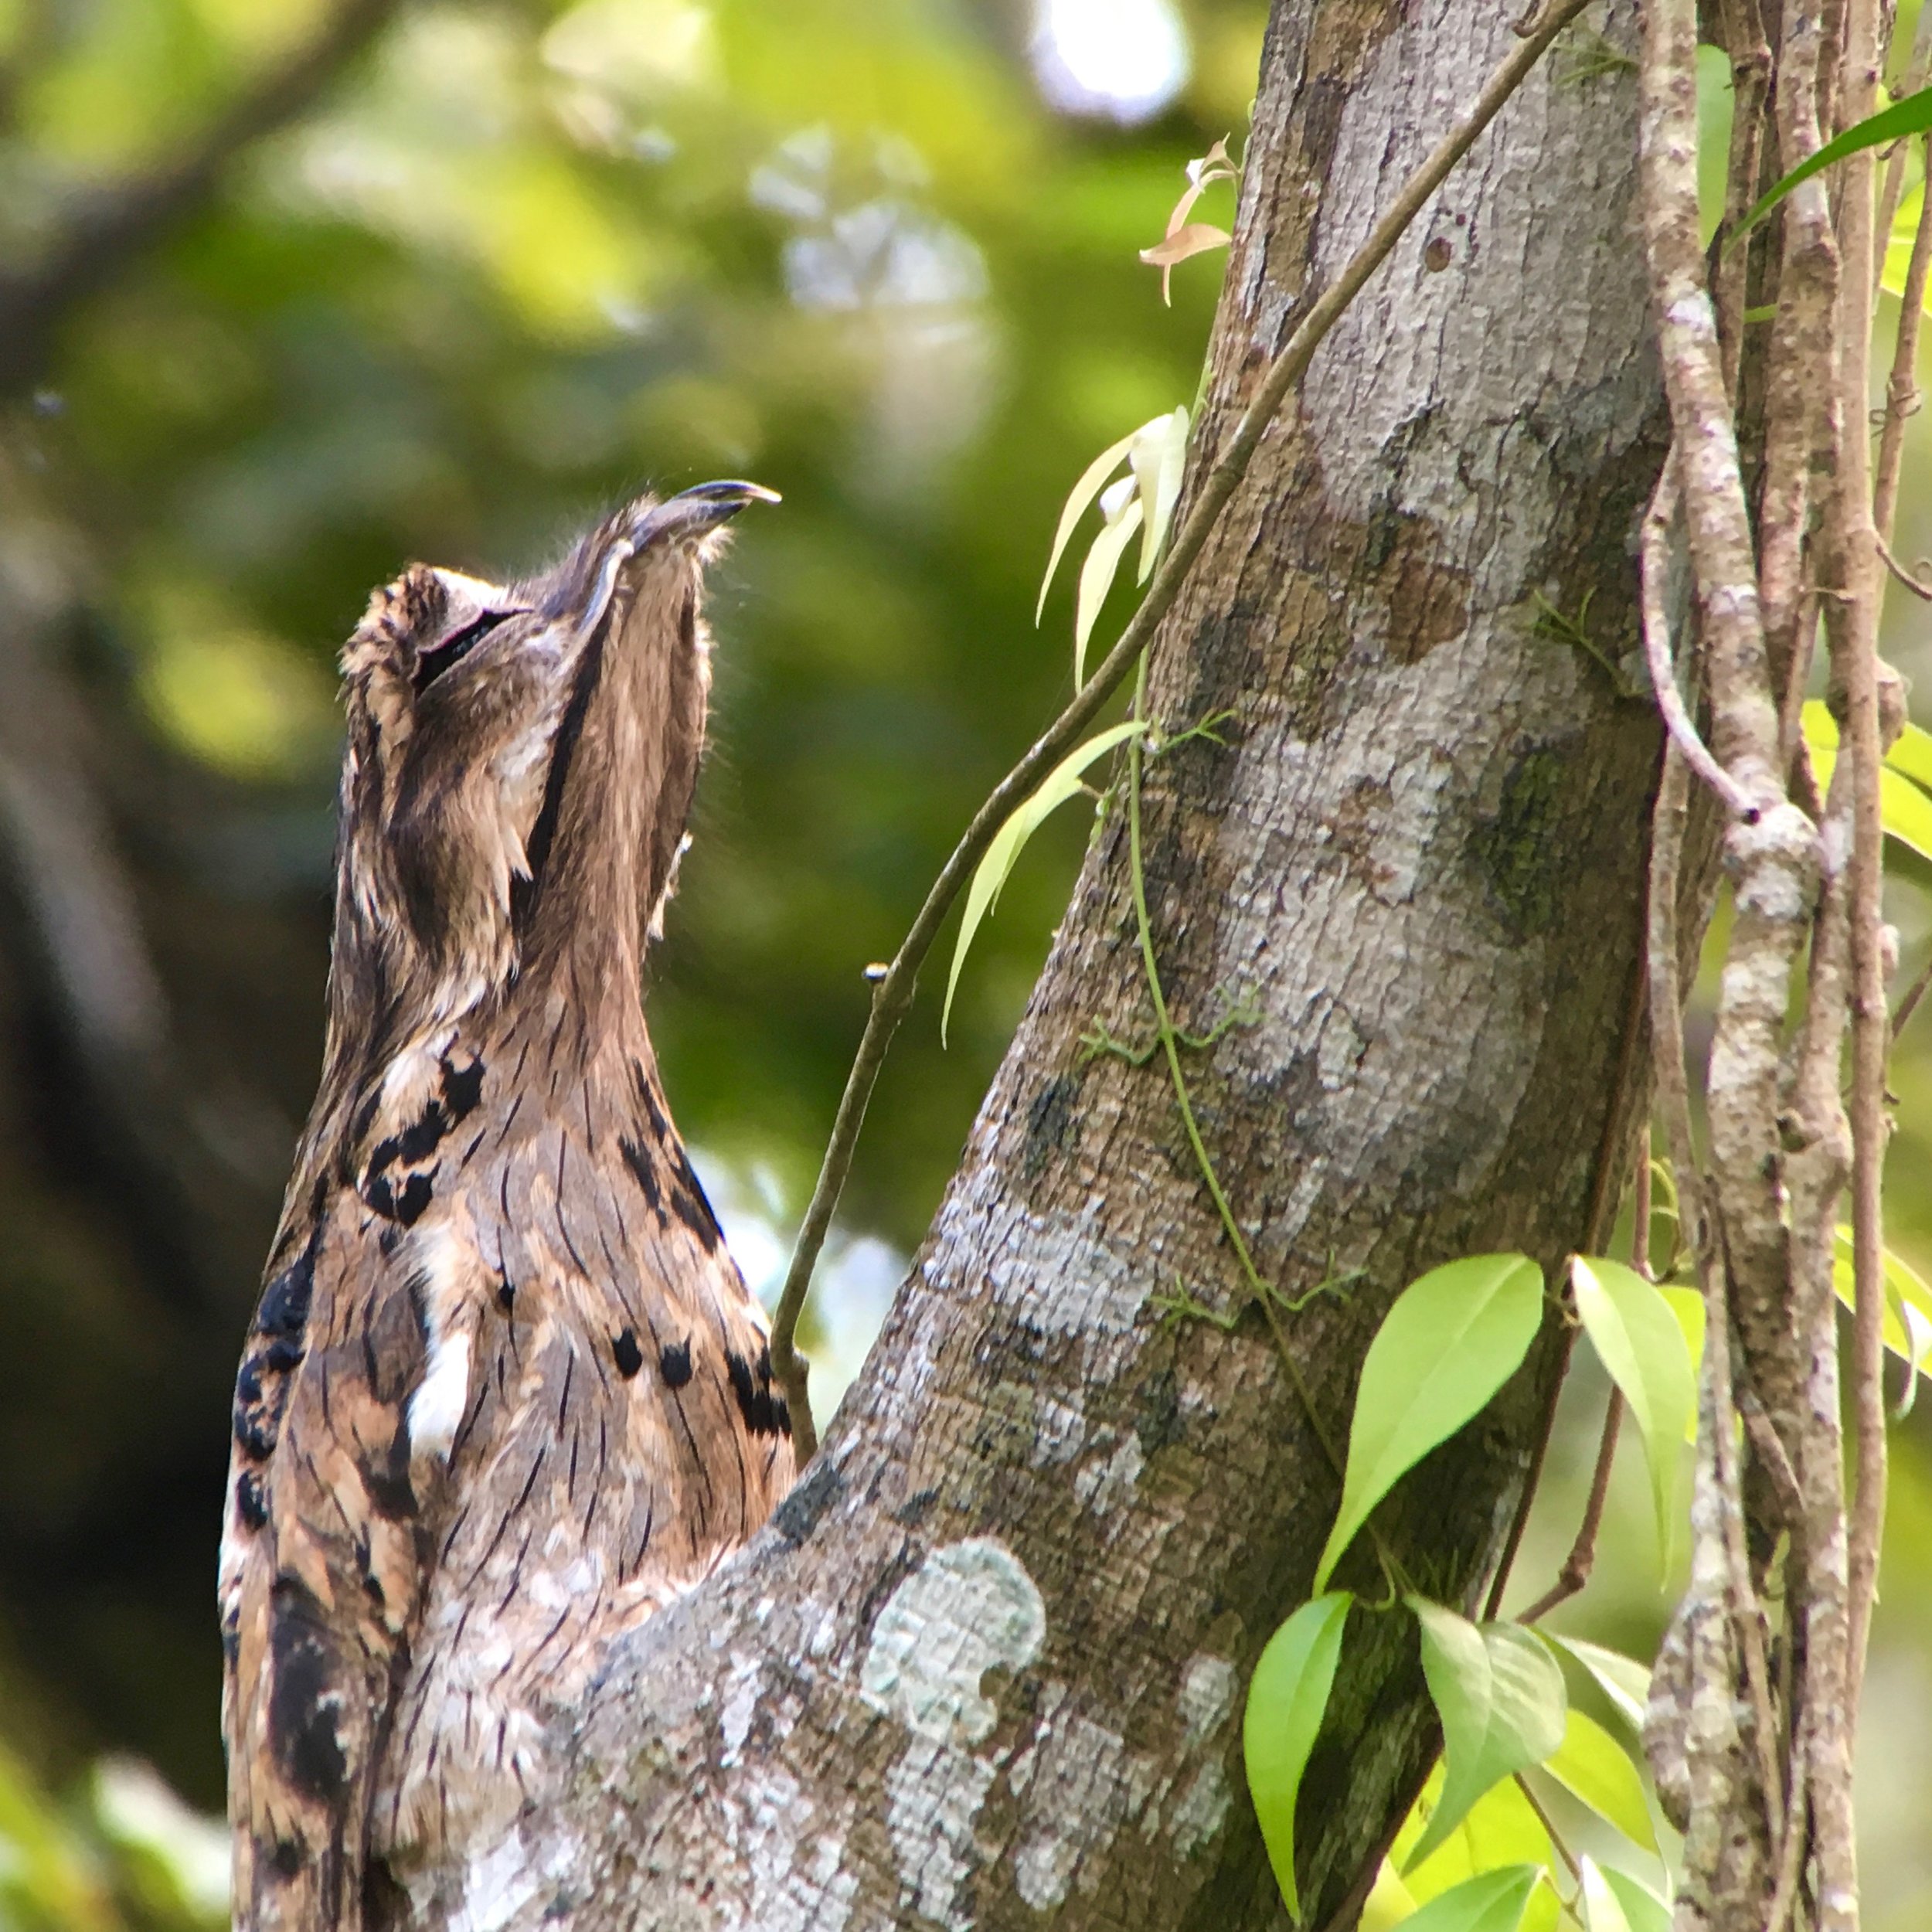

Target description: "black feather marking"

left=410, top=610, right=507, bottom=696
left=618, top=1134, right=665, bottom=1216
left=667, top=1143, right=723, bottom=1253
left=658, top=1339, right=693, bottom=1389
left=233, top=1352, right=287, bottom=1461
left=235, top=1469, right=269, bottom=1530
left=512, top=611, right=610, bottom=933
left=724, top=1349, right=789, bottom=1439
left=440, top=1054, right=485, bottom=1123
left=267, top=1582, right=352, bottom=1804
left=361, top=1427, right=417, bottom=1522
left=612, top=1328, right=643, bottom=1379
left=255, top=1235, right=318, bottom=1338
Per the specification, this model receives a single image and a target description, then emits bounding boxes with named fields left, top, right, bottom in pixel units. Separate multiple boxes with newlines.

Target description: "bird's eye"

left=412, top=611, right=510, bottom=696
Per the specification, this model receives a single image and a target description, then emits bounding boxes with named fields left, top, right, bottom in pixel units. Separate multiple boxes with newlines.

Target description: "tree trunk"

left=410, top=4, right=1677, bottom=1927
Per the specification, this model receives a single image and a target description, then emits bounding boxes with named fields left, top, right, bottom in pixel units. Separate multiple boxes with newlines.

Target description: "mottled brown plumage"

left=218, top=485, right=792, bottom=1932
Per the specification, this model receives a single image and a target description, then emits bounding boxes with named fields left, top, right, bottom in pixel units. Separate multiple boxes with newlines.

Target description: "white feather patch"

left=408, top=1219, right=474, bottom=1464
left=409, top=1328, right=472, bottom=1464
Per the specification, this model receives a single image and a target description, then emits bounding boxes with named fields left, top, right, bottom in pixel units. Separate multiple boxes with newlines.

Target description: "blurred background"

left=0, top=3, right=1927, bottom=1929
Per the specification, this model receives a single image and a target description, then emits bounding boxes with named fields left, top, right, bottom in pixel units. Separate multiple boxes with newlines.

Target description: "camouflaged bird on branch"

left=217, top=483, right=793, bottom=1932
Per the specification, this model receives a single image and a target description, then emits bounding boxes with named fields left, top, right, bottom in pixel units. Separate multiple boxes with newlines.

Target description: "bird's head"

left=326, top=481, right=776, bottom=1066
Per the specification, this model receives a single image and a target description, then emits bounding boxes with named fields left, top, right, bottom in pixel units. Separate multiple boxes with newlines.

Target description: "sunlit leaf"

left=1804, top=699, right=1932, bottom=859
left=1389, top=1866, right=1543, bottom=1932
left=1130, top=405, right=1189, bottom=584
left=1399, top=1770, right=1550, bottom=1904
left=1541, top=1708, right=1657, bottom=1852
left=1406, top=1600, right=1566, bottom=1870
left=1655, top=1286, right=1705, bottom=1440
left=1829, top=1226, right=1932, bottom=1413
left=941, top=721, right=1145, bottom=1045
left=1600, top=1868, right=1672, bottom=1932
left=1036, top=424, right=1145, bottom=622
left=1733, top=83, right=1932, bottom=241
left=1541, top=1634, right=1651, bottom=1734
left=1577, top=1858, right=1631, bottom=1932
left=1145, top=139, right=1239, bottom=302
left=1363, top=1858, right=1422, bottom=1930
left=1314, top=1256, right=1546, bottom=1590
left=1245, top=1592, right=1352, bottom=1917
left=1138, top=220, right=1232, bottom=266
left=1074, top=495, right=1143, bottom=688
left=1884, top=718, right=1932, bottom=793
left=1570, top=1257, right=1695, bottom=1573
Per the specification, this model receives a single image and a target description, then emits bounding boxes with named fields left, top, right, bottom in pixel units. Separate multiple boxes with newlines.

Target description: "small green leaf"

left=1804, top=700, right=1932, bottom=860
left=1577, top=1858, right=1631, bottom=1932
left=1129, top=405, right=1189, bottom=584
left=940, top=721, right=1145, bottom=1045
left=1600, top=1869, right=1672, bottom=1932
left=1733, top=83, right=1932, bottom=242
left=1245, top=1592, right=1352, bottom=1916
left=1406, top=1602, right=1566, bottom=1870
left=1828, top=1227, right=1932, bottom=1414
left=1362, top=1859, right=1420, bottom=1930
left=1390, top=1866, right=1542, bottom=1932
left=1313, top=1255, right=1545, bottom=1589
left=1036, top=423, right=1148, bottom=622
left=1570, top=1257, right=1695, bottom=1573
left=1074, top=493, right=1143, bottom=689
left=1399, top=1772, right=1550, bottom=1903
left=1542, top=1708, right=1657, bottom=1852
left=1885, top=719, right=1932, bottom=793
left=1542, top=1634, right=1651, bottom=1733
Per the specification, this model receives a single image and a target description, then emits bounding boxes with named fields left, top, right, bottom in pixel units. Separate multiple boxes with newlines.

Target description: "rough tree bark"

left=410, top=4, right=1684, bottom=1928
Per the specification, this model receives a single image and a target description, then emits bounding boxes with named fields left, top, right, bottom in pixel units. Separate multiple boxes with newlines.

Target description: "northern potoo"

left=217, top=484, right=793, bottom=1932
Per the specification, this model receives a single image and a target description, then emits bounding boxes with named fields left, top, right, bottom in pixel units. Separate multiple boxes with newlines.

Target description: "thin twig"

left=1892, top=947, right=1932, bottom=1036
left=1641, top=461, right=1756, bottom=817
left=1519, top=1393, right=1623, bottom=1625
left=1875, top=529, right=1932, bottom=600
left=767, top=0, right=1597, bottom=1458
left=1836, top=70, right=1892, bottom=1757
left=0, top=0, right=403, bottom=397
left=1512, top=1774, right=1583, bottom=1884
left=1874, top=135, right=1932, bottom=544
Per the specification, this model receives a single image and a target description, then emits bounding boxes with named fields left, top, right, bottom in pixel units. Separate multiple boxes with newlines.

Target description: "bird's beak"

left=632, top=479, right=781, bottom=549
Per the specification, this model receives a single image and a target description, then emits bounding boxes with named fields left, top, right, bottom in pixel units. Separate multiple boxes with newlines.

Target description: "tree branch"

left=769, top=0, right=1595, bottom=1458
left=0, top=0, right=403, bottom=396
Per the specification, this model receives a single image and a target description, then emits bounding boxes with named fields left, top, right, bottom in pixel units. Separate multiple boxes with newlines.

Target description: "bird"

left=217, top=481, right=794, bottom=1932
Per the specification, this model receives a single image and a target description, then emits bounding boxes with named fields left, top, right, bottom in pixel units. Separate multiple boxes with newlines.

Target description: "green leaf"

left=1245, top=1592, right=1352, bottom=1917
left=1362, top=1859, right=1421, bottom=1930
left=1392, top=1867, right=1543, bottom=1932
left=1035, top=422, right=1145, bottom=622
left=1541, top=1708, right=1658, bottom=1852
left=1400, top=1772, right=1550, bottom=1903
left=1577, top=1859, right=1631, bottom=1932
left=1570, top=1257, right=1695, bottom=1573
left=1828, top=1226, right=1932, bottom=1413
left=1655, top=1286, right=1705, bottom=1440
left=940, top=720, right=1145, bottom=1045
left=1733, top=83, right=1932, bottom=243
left=1542, top=1634, right=1651, bottom=1733
left=1804, top=699, right=1932, bottom=860
left=1314, top=1256, right=1546, bottom=1590
left=1129, top=404, right=1189, bottom=583
left=1600, top=1869, right=1672, bottom=1932
left=1406, top=1601, right=1567, bottom=1870
left=1884, top=719, right=1932, bottom=793
left=1074, top=494, right=1142, bottom=689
